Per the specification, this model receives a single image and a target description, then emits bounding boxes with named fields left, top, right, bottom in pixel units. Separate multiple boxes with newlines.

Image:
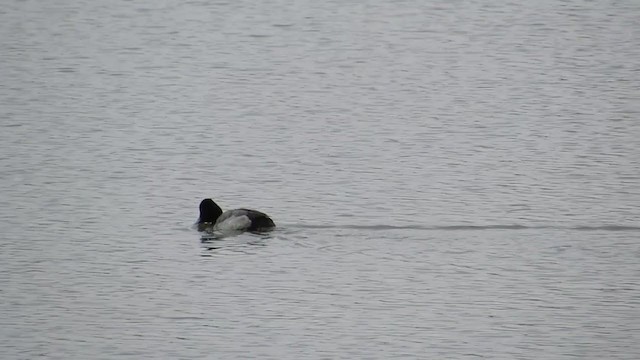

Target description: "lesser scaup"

left=197, top=198, right=275, bottom=232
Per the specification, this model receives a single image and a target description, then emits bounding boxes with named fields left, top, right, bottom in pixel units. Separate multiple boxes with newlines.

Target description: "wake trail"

left=285, top=224, right=640, bottom=232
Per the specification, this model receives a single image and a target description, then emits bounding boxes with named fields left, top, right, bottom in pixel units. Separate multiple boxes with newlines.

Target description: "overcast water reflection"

left=1, top=0, right=639, bottom=359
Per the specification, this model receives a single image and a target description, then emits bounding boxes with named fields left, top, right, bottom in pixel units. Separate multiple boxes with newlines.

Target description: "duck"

left=197, top=198, right=275, bottom=232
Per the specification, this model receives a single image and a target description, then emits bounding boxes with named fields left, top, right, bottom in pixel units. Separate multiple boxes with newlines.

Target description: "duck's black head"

left=198, top=198, right=223, bottom=224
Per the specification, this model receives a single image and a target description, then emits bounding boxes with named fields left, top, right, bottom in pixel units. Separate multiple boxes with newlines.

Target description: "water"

left=1, top=0, right=639, bottom=358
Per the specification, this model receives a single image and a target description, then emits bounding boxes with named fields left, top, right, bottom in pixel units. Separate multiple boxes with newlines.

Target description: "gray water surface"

left=1, top=0, right=639, bottom=359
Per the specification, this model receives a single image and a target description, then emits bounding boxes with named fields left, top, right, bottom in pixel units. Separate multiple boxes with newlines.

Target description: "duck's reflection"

left=199, top=230, right=273, bottom=255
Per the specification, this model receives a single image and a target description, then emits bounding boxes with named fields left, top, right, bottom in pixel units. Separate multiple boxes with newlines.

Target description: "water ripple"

left=287, top=223, right=640, bottom=232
